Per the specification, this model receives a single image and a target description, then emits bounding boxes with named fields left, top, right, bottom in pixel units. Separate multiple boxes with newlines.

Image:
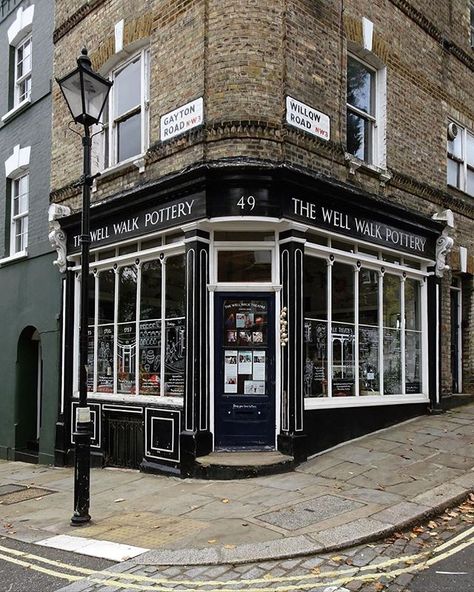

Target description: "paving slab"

left=0, top=402, right=473, bottom=565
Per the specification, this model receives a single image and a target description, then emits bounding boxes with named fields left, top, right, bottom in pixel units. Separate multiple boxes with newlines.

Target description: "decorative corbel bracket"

left=48, top=204, right=72, bottom=273
left=344, top=153, right=362, bottom=175
left=432, top=209, right=454, bottom=278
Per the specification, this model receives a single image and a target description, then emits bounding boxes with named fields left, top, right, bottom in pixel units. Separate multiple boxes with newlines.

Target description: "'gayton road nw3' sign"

left=160, top=97, right=204, bottom=142
left=286, top=96, right=330, bottom=141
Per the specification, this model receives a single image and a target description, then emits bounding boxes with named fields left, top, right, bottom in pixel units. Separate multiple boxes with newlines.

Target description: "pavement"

left=0, top=403, right=473, bottom=569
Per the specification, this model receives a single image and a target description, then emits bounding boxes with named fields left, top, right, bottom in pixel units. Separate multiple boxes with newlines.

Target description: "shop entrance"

left=450, top=282, right=462, bottom=393
left=214, top=294, right=275, bottom=449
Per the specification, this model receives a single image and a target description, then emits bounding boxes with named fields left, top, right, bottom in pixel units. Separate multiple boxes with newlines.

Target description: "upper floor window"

left=97, top=49, right=149, bottom=170
left=4, top=143, right=30, bottom=256
left=447, top=121, right=474, bottom=197
left=7, top=4, right=34, bottom=109
left=346, top=53, right=386, bottom=169
left=14, top=35, right=32, bottom=104
left=11, top=173, right=29, bottom=254
left=346, top=56, right=376, bottom=164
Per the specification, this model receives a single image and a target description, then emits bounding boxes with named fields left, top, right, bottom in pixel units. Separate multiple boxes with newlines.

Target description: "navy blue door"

left=215, top=294, right=275, bottom=449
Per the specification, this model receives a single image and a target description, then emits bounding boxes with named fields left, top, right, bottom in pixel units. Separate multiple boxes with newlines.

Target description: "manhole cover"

left=256, top=495, right=364, bottom=530
left=0, top=487, right=56, bottom=505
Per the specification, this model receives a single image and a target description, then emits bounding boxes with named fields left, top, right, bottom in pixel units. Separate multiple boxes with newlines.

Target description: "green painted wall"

left=0, top=252, right=62, bottom=463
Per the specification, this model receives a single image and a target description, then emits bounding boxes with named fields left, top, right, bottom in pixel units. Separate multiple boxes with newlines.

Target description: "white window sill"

left=304, top=393, right=429, bottom=410
left=0, top=250, right=28, bottom=266
left=93, top=153, right=146, bottom=189
left=344, top=153, right=392, bottom=186
left=1, top=98, right=31, bottom=124
left=73, top=392, right=184, bottom=407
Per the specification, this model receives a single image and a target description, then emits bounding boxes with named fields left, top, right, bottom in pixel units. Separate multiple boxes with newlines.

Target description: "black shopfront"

left=55, top=166, right=446, bottom=477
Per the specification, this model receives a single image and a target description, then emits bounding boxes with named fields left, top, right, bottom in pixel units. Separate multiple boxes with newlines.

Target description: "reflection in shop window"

left=303, top=254, right=425, bottom=399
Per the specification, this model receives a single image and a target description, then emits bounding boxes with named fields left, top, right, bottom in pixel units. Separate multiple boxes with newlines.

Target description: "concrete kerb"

left=86, top=487, right=472, bottom=568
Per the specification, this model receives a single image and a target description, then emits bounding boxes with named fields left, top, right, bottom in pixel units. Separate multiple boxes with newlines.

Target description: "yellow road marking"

left=0, top=552, right=81, bottom=582
left=0, top=526, right=472, bottom=591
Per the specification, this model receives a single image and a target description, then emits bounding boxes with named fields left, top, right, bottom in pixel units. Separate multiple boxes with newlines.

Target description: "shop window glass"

left=304, top=256, right=327, bottom=320
left=304, top=255, right=425, bottom=400
left=139, top=260, right=162, bottom=395
left=383, top=274, right=401, bottom=394
left=359, top=269, right=380, bottom=395
left=304, top=256, right=328, bottom=397
left=164, top=255, right=185, bottom=396
left=332, top=262, right=355, bottom=395
left=218, top=250, right=272, bottom=282
left=117, top=266, right=137, bottom=394
left=97, top=269, right=115, bottom=392
left=87, top=274, right=95, bottom=392
left=332, top=262, right=354, bottom=323
left=405, top=278, right=422, bottom=393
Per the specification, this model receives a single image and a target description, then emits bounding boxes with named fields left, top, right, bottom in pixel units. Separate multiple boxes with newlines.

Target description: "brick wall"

left=51, top=0, right=474, bottom=394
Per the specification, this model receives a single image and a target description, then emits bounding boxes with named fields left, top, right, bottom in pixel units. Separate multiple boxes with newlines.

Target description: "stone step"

left=194, top=451, right=295, bottom=480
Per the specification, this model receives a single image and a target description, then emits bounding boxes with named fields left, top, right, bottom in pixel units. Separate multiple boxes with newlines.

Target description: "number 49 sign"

left=236, top=195, right=255, bottom=212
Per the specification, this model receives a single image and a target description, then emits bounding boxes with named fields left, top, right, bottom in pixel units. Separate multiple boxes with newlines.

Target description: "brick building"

left=50, top=0, right=474, bottom=476
left=0, top=0, right=61, bottom=464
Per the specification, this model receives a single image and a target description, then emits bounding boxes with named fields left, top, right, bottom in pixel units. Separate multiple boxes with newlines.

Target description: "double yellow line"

left=0, top=525, right=472, bottom=591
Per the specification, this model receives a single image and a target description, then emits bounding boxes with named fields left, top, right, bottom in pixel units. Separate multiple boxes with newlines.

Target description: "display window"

left=304, top=248, right=427, bottom=403
left=81, top=249, right=185, bottom=398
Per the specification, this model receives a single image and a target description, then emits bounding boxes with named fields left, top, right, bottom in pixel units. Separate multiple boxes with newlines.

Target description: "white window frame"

left=10, top=172, right=29, bottom=255
left=72, top=238, right=186, bottom=405
left=14, top=34, right=32, bottom=105
left=98, top=48, right=150, bottom=171
left=7, top=4, right=34, bottom=111
left=346, top=50, right=387, bottom=169
left=303, top=238, right=429, bottom=410
left=447, top=120, right=474, bottom=197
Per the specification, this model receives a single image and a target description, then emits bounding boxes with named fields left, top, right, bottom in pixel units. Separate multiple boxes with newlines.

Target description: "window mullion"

left=355, top=267, right=360, bottom=397
left=93, top=273, right=98, bottom=392
left=379, top=271, right=384, bottom=395
left=401, top=276, right=406, bottom=395
left=113, top=267, right=119, bottom=395
left=347, top=104, right=376, bottom=122
left=135, top=262, right=142, bottom=396
left=161, top=258, right=166, bottom=397
left=327, top=259, right=333, bottom=398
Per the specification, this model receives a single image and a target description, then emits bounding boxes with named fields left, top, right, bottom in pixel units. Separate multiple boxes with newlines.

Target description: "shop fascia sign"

left=286, top=96, right=330, bottom=141
left=160, top=97, right=204, bottom=142
left=68, top=193, right=206, bottom=252
left=289, top=196, right=432, bottom=257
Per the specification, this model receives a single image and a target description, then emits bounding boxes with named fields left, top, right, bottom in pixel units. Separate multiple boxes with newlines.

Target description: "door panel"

left=215, top=294, right=275, bottom=449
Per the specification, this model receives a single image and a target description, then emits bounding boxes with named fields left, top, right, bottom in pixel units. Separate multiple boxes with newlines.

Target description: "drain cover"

left=0, top=484, right=27, bottom=496
left=0, top=486, right=56, bottom=505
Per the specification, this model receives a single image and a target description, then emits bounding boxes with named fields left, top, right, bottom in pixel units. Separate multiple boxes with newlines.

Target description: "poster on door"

left=224, top=350, right=238, bottom=393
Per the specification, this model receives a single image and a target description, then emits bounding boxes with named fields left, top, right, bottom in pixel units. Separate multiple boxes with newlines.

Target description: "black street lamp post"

left=57, top=48, right=112, bottom=526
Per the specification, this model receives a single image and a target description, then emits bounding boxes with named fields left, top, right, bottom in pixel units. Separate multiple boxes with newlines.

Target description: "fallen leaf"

left=221, top=498, right=229, bottom=504
left=427, top=521, right=438, bottom=529
left=113, top=498, right=125, bottom=503
left=35, top=497, right=43, bottom=501
left=311, top=567, right=321, bottom=575
left=374, top=583, right=385, bottom=591
left=207, top=539, right=217, bottom=544
left=7, top=531, right=16, bottom=535
left=331, top=555, right=343, bottom=562
left=224, top=544, right=235, bottom=549
left=241, top=523, right=248, bottom=527
left=412, top=526, right=424, bottom=534
left=345, top=558, right=353, bottom=565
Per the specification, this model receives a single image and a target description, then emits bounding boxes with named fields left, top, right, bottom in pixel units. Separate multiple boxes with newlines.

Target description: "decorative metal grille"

left=104, top=413, right=144, bottom=469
